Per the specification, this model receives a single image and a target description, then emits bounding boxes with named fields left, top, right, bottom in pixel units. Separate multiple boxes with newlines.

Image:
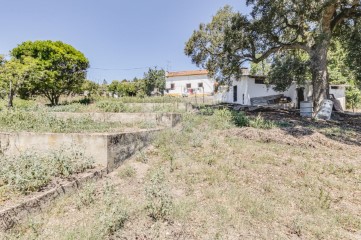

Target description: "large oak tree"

left=185, top=1, right=361, bottom=111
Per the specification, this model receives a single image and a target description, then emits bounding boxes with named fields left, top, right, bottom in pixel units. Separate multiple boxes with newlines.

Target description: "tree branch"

left=253, top=43, right=310, bottom=63
left=331, top=1, right=361, bottom=30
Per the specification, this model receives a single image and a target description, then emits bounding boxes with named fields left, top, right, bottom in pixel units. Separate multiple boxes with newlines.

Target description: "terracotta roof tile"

left=166, top=70, right=209, bottom=78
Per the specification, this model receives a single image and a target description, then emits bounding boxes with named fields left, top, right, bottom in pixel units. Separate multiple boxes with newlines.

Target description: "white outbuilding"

left=215, top=68, right=347, bottom=110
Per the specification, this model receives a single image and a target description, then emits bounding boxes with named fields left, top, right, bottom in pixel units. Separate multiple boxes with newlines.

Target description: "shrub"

left=199, top=106, right=215, bottom=116
left=76, top=182, right=97, bottom=209
left=210, top=109, right=234, bottom=129
left=232, top=111, right=250, bottom=127
left=100, top=184, right=129, bottom=235
left=0, top=146, right=94, bottom=194
left=96, top=100, right=126, bottom=112
left=118, top=165, right=136, bottom=179
left=249, top=114, right=276, bottom=129
left=145, top=169, right=173, bottom=221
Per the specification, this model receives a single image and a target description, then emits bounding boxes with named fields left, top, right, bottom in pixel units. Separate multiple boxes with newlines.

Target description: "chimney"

left=240, top=67, right=249, bottom=75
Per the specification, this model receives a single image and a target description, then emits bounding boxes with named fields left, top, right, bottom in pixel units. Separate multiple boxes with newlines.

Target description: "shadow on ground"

left=245, top=108, right=361, bottom=147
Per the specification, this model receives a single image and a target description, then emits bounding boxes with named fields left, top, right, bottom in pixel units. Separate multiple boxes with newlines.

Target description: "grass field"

left=3, top=111, right=361, bottom=240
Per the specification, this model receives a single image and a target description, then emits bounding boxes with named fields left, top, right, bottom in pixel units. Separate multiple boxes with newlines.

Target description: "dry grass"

left=2, top=113, right=361, bottom=239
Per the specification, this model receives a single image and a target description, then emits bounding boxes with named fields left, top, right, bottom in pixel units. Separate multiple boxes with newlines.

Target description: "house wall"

left=330, top=86, right=346, bottom=110
left=218, top=77, right=347, bottom=110
left=219, top=76, right=297, bottom=106
left=165, top=74, right=214, bottom=96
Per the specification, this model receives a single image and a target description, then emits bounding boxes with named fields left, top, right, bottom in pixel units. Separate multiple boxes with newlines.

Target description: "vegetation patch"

left=0, top=146, right=93, bottom=203
left=0, top=110, right=152, bottom=133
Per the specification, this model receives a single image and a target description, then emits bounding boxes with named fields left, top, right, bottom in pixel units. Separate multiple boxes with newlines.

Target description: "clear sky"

left=0, top=0, right=248, bottom=83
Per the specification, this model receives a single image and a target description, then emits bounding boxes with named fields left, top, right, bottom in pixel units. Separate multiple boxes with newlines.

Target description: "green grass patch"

left=0, top=110, right=149, bottom=133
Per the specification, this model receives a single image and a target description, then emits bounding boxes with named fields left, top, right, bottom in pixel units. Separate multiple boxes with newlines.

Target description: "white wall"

left=165, top=74, right=214, bottom=95
left=330, top=86, right=346, bottom=110
left=218, top=77, right=347, bottom=110
left=220, top=76, right=298, bottom=106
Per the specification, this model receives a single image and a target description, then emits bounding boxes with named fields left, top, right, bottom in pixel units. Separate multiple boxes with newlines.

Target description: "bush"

left=118, top=165, right=136, bottom=179
left=100, top=184, right=129, bottom=235
left=199, top=106, right=215, bottom=116
left=346, top=86, right=361, bottom=112
left=0, top=146, right=94, bottom=194
left=210, top=109, right=234, bottom=129
left=145, top=169, right=173, bottom=221
left=96, top=100, right=126, bottom=112
left=250, top=114, right=276, bottom=129
left=232, top=111, right=250, bottom=127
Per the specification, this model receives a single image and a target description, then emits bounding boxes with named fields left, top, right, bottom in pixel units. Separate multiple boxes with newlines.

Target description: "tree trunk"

left=7, top=88, right=14, bottom=109
left=48, top=95, right=60, bottom=106
left=310, top=43, right=330, bottom=114
left=54, top=96, right=60, bottom=105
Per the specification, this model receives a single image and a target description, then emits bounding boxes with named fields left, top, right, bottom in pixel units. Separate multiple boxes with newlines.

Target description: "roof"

left=166, top=70, right=209, bottom=78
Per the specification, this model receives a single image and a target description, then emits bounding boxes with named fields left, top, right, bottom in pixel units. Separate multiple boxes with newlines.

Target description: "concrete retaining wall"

left=0, top=129, right=160, bottom=171
left=123, top=102, right=191, bottom=112
left=49, top=112, right=182, bottom=127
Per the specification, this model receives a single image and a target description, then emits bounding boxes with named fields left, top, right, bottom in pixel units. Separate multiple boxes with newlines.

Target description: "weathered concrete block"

left=0, top=129, right=161, bottom=171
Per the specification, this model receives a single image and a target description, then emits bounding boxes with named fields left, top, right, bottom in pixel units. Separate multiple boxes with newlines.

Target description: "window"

left=186, top=83, right=191, bottom=89
left=255, top=78, right=265, bottom=84
left=198, top=82, right=203, bottom=88
left=170, top=83, right=175, bottom=90
left=331, top=86, right=339, bottom=89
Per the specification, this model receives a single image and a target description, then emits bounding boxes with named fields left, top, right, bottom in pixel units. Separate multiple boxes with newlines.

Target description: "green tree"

left=268, top=52, right=311, bottom=92
left=143, top=67, right=166, bottom=96
left=108, top=80, right=137, bottom=97
left=342, top=21, right=361, bottom=86
left=328, top=40, right=352, bottom=85
left=250, top=58, right=271, bottom=76
left=79, top=80, right=100, bottom=96
left=0, top=57, right=37, bottom=108
left=11, top=40, right=89, bottom=105
left=346, top=86, right=361, bottom=112
left=185, top=2, right=361, bottom=111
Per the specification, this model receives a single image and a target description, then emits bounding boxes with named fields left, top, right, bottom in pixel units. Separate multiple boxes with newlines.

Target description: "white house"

left=165, top=70, right=215, bottom=96
left=215, top=68, right=347, bottom=110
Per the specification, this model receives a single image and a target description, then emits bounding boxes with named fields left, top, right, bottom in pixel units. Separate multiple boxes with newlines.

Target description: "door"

left=297, top=87, right=305, bottom=109
left=233, top=85, right=238, bottom=102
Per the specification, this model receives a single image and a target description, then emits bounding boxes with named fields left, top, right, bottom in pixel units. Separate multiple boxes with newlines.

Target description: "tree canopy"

left=108, top=80, right=137, bottom=97
left=143, top=67, right=166, bottom=96
left=11, top=40, right=89, bottom=105
left=0, top=57, right=37, bottom=107
left=186, top=1, right=361, bottom=111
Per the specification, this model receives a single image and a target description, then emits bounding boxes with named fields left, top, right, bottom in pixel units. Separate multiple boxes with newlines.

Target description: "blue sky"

left=0, top=0, right=248, bottom=83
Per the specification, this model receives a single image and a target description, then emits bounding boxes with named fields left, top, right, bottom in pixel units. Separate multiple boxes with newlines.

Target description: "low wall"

left=123, top=102, right=191, bottom=112
left=0, top=129, right=160, bottom=171
left=49, top=112, right=182, bottom=127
